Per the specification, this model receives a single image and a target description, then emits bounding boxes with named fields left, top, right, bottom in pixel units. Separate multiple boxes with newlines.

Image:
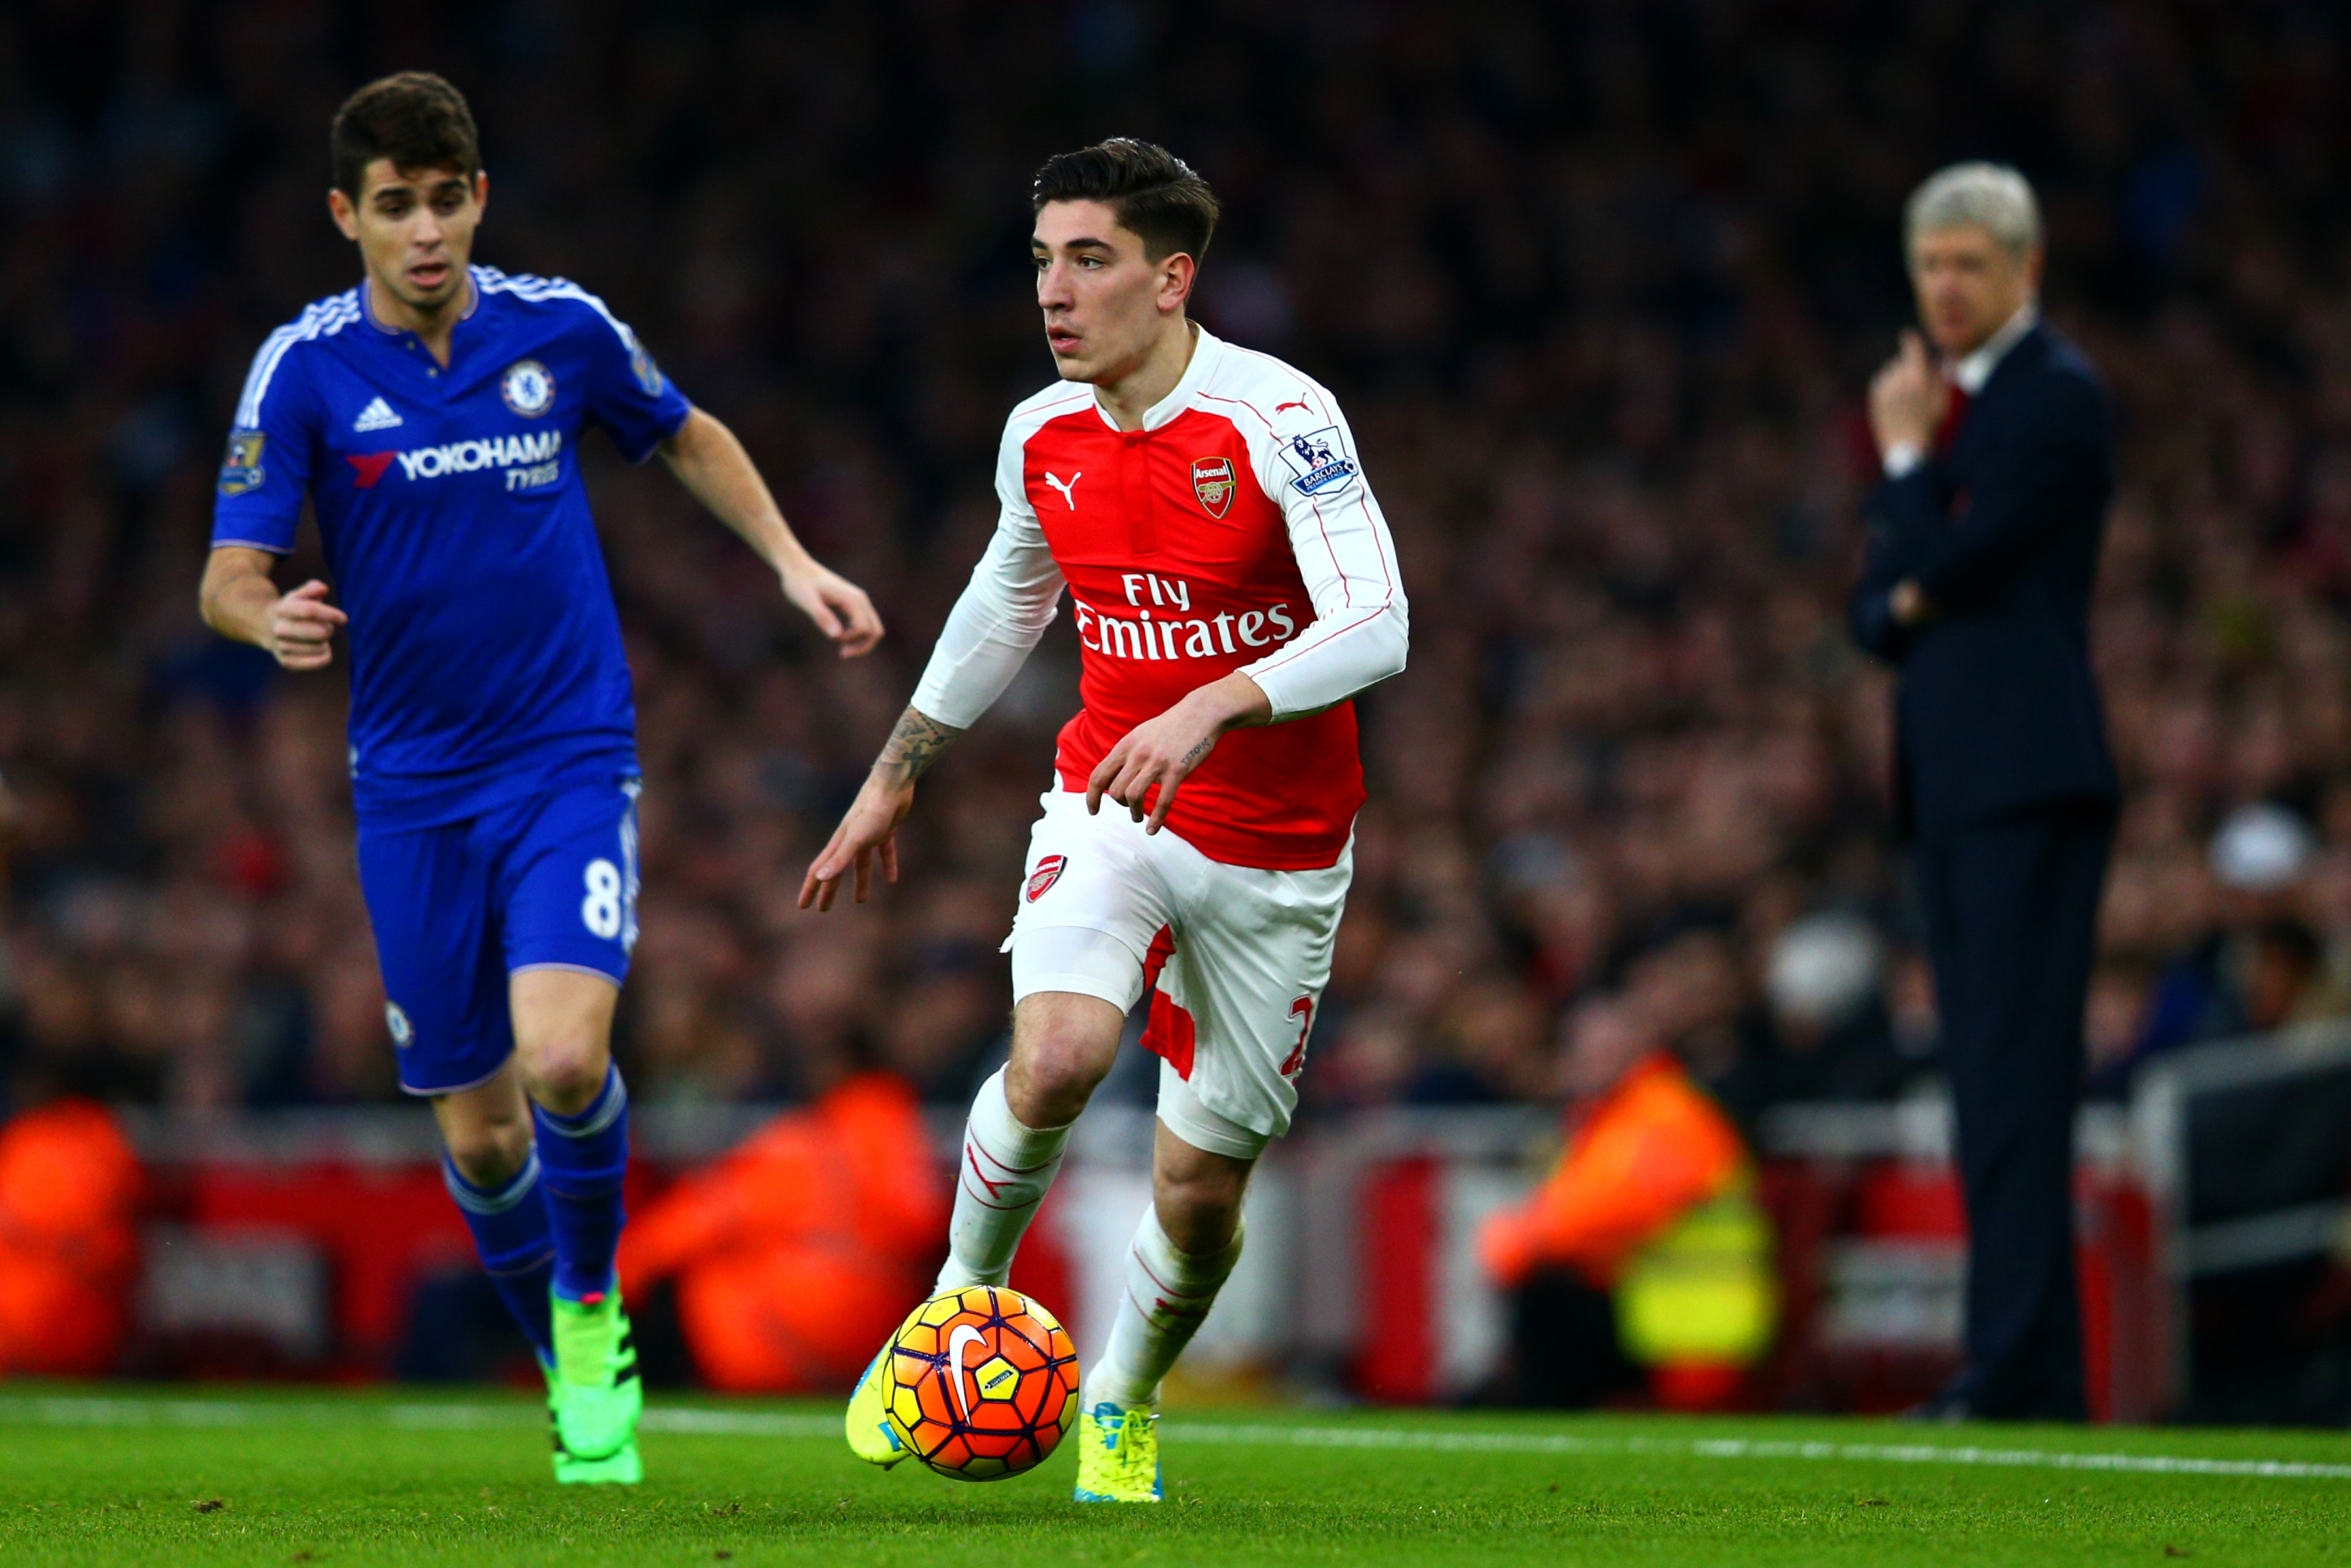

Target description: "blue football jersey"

left=212, top=266, right=691, bottom=827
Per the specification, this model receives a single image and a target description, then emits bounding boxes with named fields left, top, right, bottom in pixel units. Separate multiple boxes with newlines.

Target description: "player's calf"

left=935, top=1066, right=1077, bottom=1293
left=1075, top=1129, right=1250, bottom=1503
left=1086, top=1202, right=1245, bottom=1412
left=928, top=992, right=1123, bottom=1295
left=432, top=1070, right=556, bottom=1365
left=1150, top=1123, right=1253, bottom=1256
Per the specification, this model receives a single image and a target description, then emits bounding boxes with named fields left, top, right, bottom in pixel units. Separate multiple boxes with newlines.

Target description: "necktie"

left=1933, top=381, right=1972, bottom=456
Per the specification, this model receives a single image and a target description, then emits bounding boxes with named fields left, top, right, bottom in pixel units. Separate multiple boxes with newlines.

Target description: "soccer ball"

left=883, top=1285, right=1081, bottom=1481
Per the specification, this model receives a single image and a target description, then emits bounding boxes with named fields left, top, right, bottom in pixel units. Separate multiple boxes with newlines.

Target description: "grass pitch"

left=1, top=1386, right=2347, bottom=1566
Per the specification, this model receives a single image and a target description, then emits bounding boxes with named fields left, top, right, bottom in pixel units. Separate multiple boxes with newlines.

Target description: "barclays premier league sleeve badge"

left=1278, top=425, right=1359, bottom=496
left=621, top=325, right=667, bottom=397
left=630, top=340, right=666, bottom=397
left=217, top=428, right=266, bottom=496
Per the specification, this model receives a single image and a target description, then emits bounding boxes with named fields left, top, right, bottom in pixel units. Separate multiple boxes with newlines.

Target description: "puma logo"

left=947, top=1325, right=988, bottom=1423
left=1043, top=471, right=1081, bottom=509
left=1276, top=400, right=1310, bottom=413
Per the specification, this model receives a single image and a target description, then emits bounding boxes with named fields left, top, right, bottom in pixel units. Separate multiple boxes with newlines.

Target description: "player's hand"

left=269, top=580, right=347, bottom=671
left=780, top=560, right=884, bottom=659
left=799, top=768, right=914, bottom=911
left=1889, top=578, right=1936, bottom=627
left=1868, top=329, right=1947, bottom=459
left=1087, top=673, right=1272, bottom=835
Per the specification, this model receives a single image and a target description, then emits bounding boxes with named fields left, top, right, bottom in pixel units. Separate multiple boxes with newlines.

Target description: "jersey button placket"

left=1122, top=432, right=1157, bottom=557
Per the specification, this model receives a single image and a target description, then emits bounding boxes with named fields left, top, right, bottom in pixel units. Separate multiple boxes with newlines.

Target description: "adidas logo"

left=353, top=397, right=403, bottom=432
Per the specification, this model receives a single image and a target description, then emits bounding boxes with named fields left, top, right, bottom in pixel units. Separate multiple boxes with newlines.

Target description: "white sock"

left=1086, top=1206, right=1244, bottom=1406
left=935, top=1068, right=1073, bottom=1292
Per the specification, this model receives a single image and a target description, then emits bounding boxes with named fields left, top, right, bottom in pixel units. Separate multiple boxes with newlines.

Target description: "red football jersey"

left=915, top=328, right=1408, bottom=870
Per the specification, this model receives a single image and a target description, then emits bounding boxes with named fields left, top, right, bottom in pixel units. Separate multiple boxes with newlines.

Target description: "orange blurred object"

left=0, top=1098, right=143, bottom=1376
left=1478, top=1053, right=1750, bottom=1291
left=618, top=1072, right=948, bottom=1393
left=1478, top=1051, right=1776, bottom=1412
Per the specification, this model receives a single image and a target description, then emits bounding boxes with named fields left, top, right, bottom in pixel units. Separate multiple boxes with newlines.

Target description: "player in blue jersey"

left=200, top=73, right=882, bottom=1484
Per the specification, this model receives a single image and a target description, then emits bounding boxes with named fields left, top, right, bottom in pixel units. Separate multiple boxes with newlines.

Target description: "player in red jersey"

left=805, top=140, right=1406, bottom=1501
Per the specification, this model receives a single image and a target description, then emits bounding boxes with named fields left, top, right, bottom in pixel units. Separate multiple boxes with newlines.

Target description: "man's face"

left=1559, top=1000, right=1653, bottom=1100
left=1032, top=199, right=1191, bottom=384
left=1909, top=224, right=2039, bottom=360
left=329, top=158, right=485, bottom=312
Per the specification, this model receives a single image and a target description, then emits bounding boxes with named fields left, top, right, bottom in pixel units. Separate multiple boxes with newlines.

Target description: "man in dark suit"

left=1850, top=162, right=2119, bottom=1421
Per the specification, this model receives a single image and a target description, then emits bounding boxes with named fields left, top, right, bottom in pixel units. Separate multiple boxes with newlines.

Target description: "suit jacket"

left=1848, top=322, right=2119, bottom=839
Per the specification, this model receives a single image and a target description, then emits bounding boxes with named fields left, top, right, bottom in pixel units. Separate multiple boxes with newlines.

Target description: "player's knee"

left=515, top=1034, right=610, bottom=1116
left=1006, top=994, right=1122, bottom=1124
left=1154, top=1152, right=1249, bottom=1255
left=1005, top=1041, right=1109, bottom=1126
left=509, top=970, right=619, bottom=1114
left=443, top=1117, right=532, bottom=1188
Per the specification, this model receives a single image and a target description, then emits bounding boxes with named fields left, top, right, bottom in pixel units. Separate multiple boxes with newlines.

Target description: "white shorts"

left=1003, top=790, right=1352, bottom=1159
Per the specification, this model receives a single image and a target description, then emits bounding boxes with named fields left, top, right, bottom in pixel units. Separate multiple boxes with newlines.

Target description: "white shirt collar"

left=1095, top=322, right=1221, bottom=433
left=1951, top=302, right=2036, bottom=395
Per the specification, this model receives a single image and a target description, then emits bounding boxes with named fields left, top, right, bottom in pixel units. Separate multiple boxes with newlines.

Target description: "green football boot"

left=1072, top=1397, right=1161, bottom=1503
left=544, top=1360, right=642, bottom=1484
left=548, top=1289, right=642, bottom=1482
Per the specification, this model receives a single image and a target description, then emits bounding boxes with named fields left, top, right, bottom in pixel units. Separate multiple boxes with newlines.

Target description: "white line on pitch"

left=3, top=1397, right=2345, bottom=1482
left=1168, top=1422, right=2351, bottom=1480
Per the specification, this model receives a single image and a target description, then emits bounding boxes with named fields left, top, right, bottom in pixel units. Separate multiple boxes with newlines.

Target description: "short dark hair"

left=1032, top=138, right=1219, bottom=265
left=330, top=72, right=481, bottom=199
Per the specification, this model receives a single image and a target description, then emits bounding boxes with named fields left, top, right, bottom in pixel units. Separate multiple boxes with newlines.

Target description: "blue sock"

left=442, top=1151, right=555, bottom=1362
left=532, top=1064, right=631, bottom=1304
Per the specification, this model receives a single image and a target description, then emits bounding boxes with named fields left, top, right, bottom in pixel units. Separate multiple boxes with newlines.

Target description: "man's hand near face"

left=1870, top=329, right=1949, bottom=461
left=1868, top=330, right=1952, bottom=631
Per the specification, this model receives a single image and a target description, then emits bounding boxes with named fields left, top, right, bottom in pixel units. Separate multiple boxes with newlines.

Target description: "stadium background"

left=3, top=0, right=2350, bottom=1420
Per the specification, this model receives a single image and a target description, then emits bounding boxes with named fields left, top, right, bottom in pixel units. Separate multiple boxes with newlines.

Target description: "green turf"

left=1, top=1386, right=2346, bottom=1566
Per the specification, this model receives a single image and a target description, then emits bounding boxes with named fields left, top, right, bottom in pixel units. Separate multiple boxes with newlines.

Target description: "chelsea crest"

left=500, top=359, right=556, bottom=417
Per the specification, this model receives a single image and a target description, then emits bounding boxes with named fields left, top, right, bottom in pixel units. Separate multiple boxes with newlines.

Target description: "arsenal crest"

left=1025, top=854, right=1068, bottom=903
left=1191, top=455, right=1236, bottom=519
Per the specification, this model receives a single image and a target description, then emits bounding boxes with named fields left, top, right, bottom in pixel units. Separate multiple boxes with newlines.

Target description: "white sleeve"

left=1238, top=395, right=1409, bottom=718
left=908, top=432, right=1065, bottom=730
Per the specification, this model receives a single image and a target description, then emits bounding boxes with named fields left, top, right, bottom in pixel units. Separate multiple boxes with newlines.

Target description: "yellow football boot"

left=1072, top=1397, right=1161, bottom=1503
left=845, top=1298, right=937, bottom=1467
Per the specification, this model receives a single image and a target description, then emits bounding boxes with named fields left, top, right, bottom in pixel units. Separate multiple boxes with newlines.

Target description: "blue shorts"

left=356, top=773, right=640, bottom=1096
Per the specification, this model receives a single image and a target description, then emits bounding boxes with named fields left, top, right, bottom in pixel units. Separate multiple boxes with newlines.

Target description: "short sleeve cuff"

left=612, top=398, right=693, bottom=465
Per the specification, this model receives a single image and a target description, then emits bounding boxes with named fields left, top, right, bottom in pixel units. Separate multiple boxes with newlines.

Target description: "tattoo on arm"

left=876, top=706, right=964, bottom=782
left=1179, top=735, right=1216, bottom=770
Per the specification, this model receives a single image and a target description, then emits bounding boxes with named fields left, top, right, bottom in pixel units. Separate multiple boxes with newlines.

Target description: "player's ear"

left=328, top=186, right=360, bottom=241
left=470, top=169, right=489, bottom=215
left=1158, top=251, right=1195, bottom=315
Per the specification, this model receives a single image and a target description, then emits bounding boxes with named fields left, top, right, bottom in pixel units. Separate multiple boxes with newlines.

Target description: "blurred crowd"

left=7, top=1, right=2351, bottom=1127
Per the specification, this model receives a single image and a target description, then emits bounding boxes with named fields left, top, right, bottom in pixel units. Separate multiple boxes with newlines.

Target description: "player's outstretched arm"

left=799, top=705, right=965, bottom=912
left=1087, top=671, right=1272, bottom=834
left=658, top=407, right=884, bottom=659
left=199, top=547, right=347, bottom=671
